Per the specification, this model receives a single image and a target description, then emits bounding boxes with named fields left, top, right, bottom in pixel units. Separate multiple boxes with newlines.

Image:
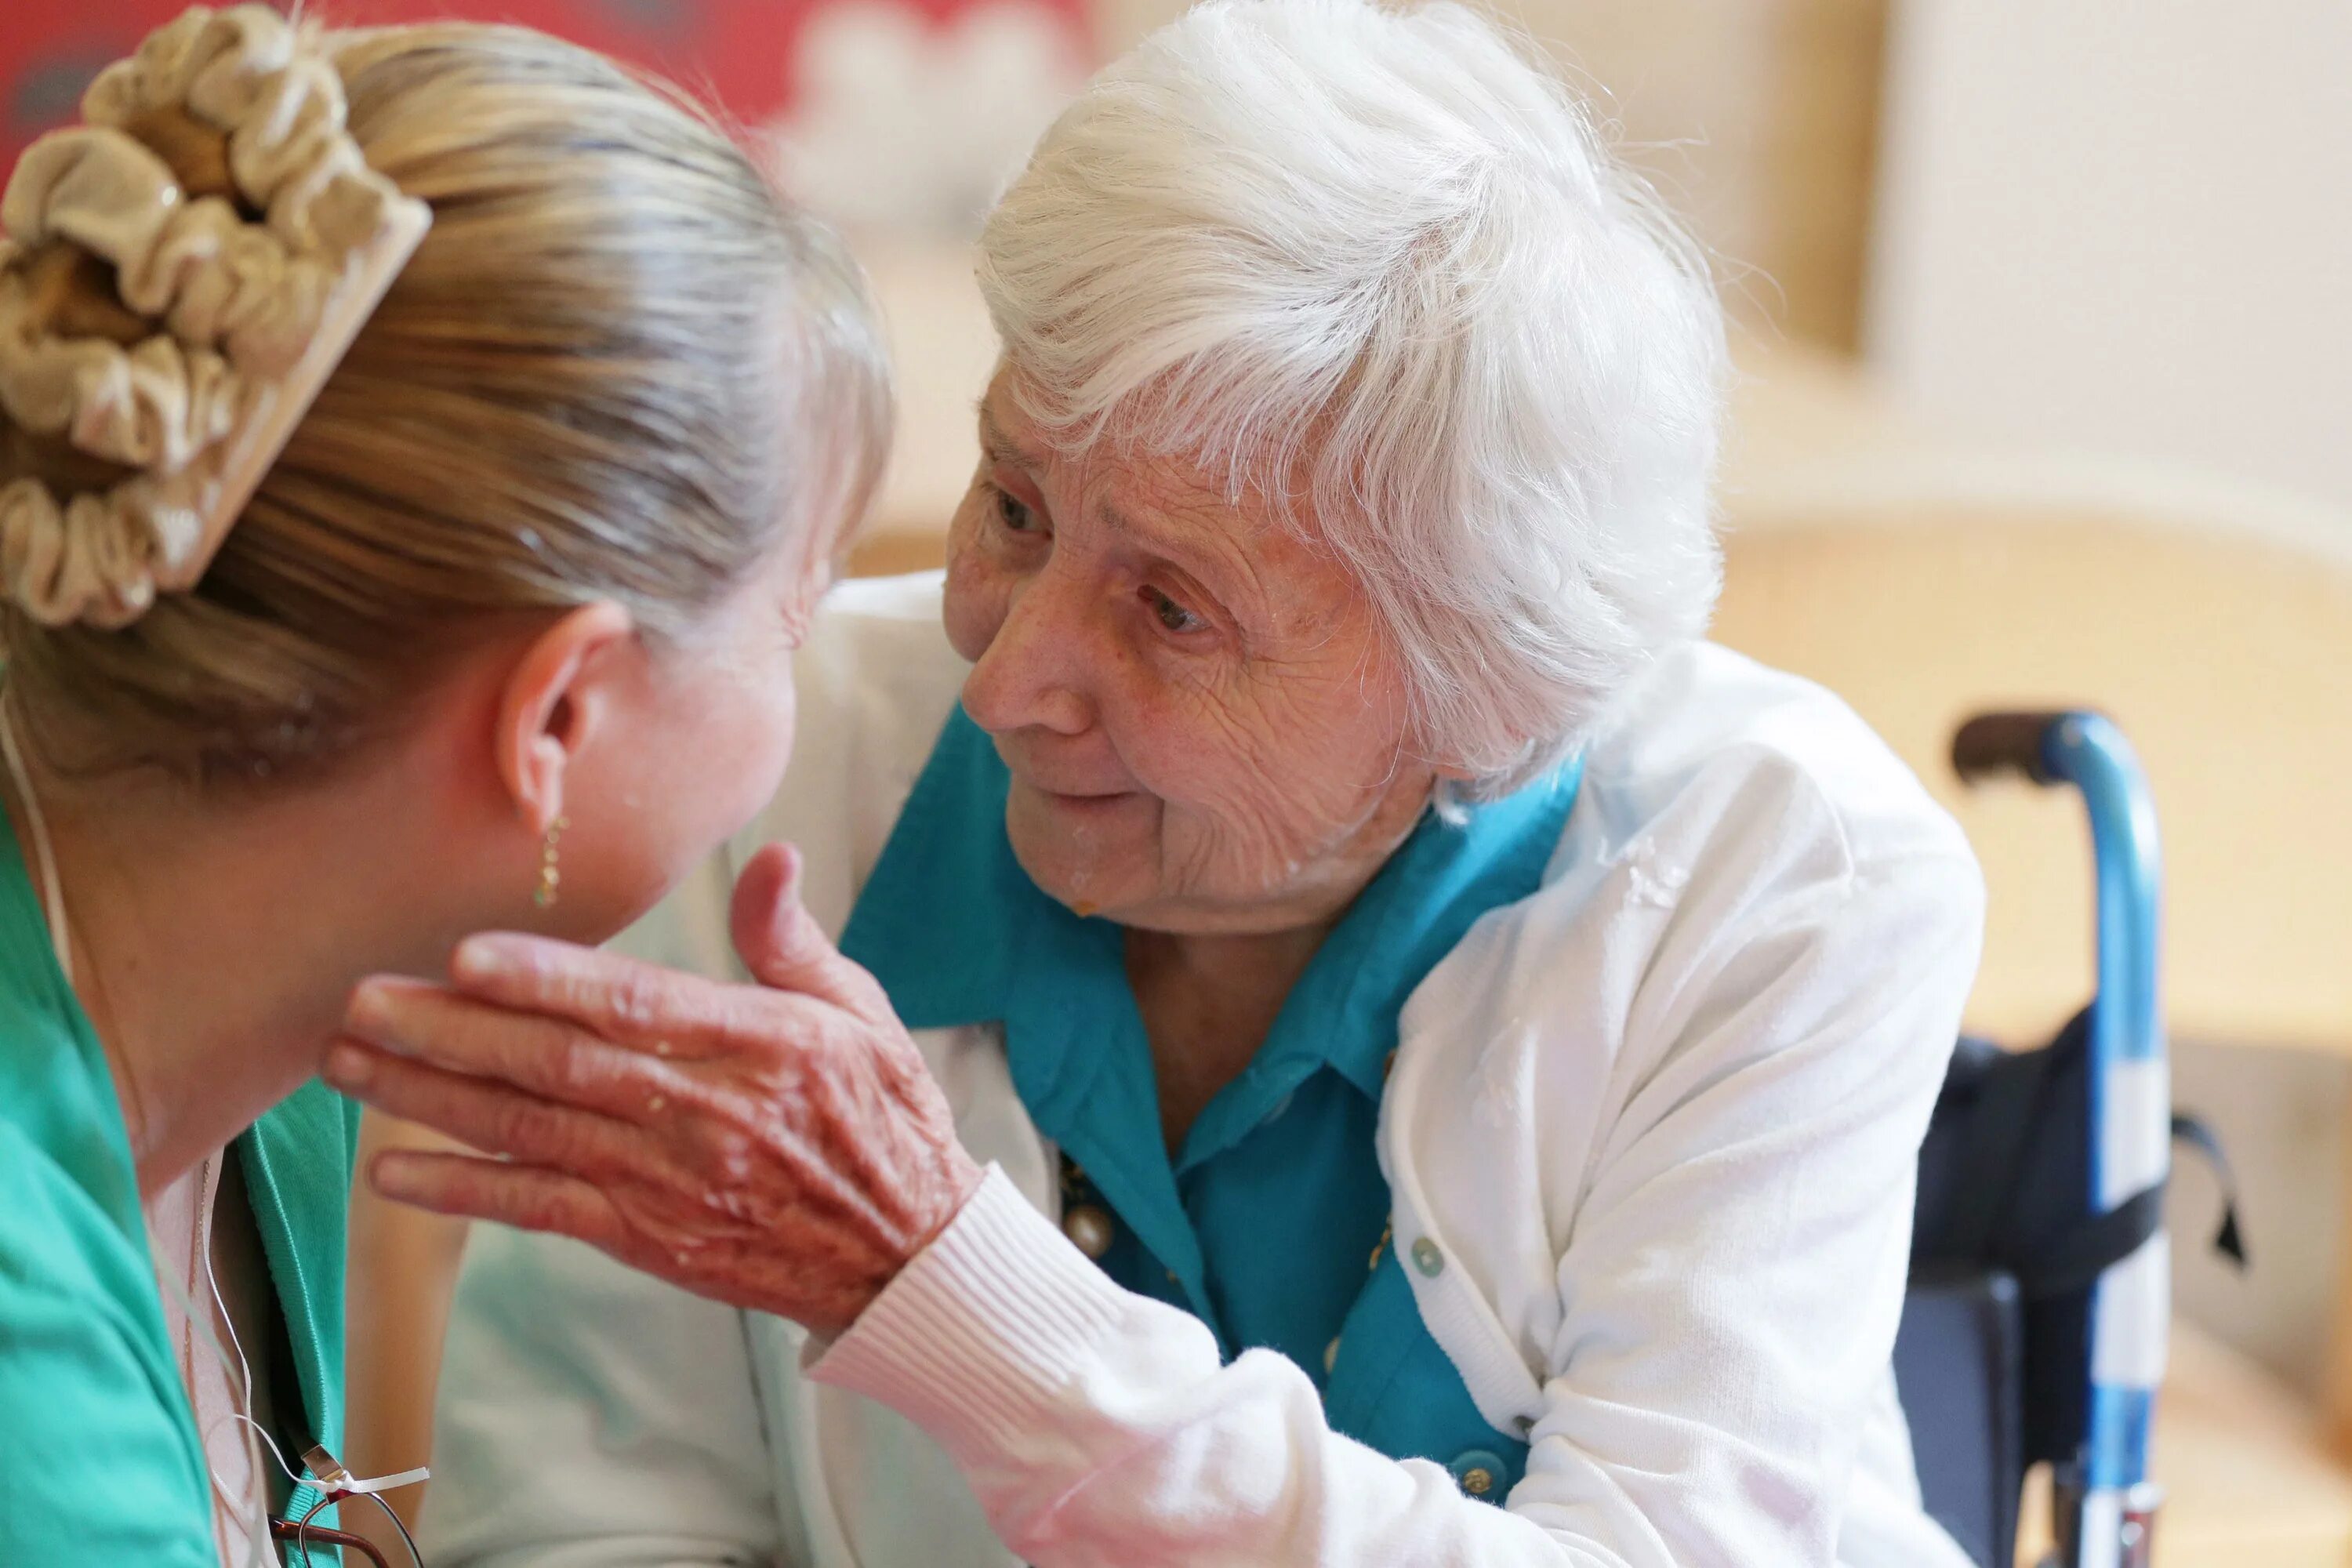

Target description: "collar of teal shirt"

left=839, top=708, right=1581, bottom=1317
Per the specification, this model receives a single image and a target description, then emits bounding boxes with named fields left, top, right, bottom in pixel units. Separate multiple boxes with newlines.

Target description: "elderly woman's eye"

left=1145, top=587, right=1207, bottom=634
left=990, top=485, right=1036, bottom=533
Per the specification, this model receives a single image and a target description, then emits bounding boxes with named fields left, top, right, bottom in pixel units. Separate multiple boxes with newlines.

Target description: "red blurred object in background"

left=0, top=0, right=1088, bottom=173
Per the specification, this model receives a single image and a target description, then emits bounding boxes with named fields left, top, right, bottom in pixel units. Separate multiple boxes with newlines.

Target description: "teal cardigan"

left=0, top=810, right=359, bottom=1563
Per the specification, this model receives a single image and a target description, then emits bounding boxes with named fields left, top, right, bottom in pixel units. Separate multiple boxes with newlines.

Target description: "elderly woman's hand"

left=321, top=844, right=984, bottom=1338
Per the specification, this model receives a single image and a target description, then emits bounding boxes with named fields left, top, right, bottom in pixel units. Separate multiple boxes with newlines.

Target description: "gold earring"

left=534, top=816, right=568, bottom=909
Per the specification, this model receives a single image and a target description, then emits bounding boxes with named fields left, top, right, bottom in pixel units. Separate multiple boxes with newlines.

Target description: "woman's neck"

left=1121, top=779, right=1431, bottom=1154
left=1125, top=920, right=1338, bottom=1154
left=8, top=750, right=477, bottom=1197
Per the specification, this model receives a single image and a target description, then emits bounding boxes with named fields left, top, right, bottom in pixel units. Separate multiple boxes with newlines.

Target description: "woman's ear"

left=492, top=601, right=636, bottom=832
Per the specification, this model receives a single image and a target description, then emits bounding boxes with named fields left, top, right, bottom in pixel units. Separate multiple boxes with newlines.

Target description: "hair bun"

left=0, top=3, right=428, bottom=630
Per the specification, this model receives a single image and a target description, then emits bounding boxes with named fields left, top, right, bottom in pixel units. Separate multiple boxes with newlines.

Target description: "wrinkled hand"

left=323, top=844, right=985, bottom=1337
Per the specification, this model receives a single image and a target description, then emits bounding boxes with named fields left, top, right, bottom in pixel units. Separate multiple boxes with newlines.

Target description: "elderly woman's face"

left=942, top=376, right=1439, bottom=935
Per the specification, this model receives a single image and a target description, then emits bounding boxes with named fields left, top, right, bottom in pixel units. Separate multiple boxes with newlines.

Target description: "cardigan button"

left=1063, top=1203, right=1116, bottom=1261
left=1410, top=1236, right=1446, bottom=1278
left=1449, top=1450, right=1507, bottom=1500
left=1323, top=1336, right=1341, bottom=1375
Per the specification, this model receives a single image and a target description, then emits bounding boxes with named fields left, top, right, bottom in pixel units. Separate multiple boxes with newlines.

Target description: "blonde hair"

left=1, top=18, right=889, bottom=782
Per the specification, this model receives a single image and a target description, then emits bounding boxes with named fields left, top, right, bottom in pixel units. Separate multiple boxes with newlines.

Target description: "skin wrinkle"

left=341, top=842, right=990, bottom=1334
left=1007, top=392, right=1421, bottom=818
left=515, top=1069, right=888, bottom=1303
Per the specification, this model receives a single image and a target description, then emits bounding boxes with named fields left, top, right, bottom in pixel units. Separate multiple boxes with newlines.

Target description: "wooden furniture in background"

left=1713, top=487, right=2352, bottom=1051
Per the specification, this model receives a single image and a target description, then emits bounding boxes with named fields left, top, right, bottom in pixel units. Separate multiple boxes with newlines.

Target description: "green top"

left=0, top=803, right=360, bottom=1563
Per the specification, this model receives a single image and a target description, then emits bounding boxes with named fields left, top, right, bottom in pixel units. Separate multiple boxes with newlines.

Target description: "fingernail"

left=453, top=937, right=502, bottom=982
left=370, top=1151, right=417, bottom=1200
left=325, top=1042, right=373, bottom=1088
left=347, top=980, right=394, bottom=1032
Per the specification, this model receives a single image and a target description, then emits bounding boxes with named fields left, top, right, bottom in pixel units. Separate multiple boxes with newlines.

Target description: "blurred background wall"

left=1871, top=0, right=2352, bottom=521
left=0, top=0, right=1893, bottom=343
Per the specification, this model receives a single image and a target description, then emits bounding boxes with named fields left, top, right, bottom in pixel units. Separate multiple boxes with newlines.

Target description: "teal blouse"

left=840, top=710, right=1580, bottom=1502
left=0, top=807, right=359, bottom=1563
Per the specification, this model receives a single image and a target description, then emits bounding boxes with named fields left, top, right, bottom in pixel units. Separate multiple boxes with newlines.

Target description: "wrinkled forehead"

left=979, top=364, right=1320, bottom=550
left=979, top=372, right=1379, bottom=649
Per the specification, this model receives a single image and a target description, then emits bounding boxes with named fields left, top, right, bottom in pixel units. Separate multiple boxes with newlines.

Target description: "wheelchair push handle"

left=1951, top=711, right=2074, bottom=786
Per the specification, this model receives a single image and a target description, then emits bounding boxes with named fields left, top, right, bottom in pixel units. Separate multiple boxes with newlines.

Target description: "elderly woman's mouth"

left=1025, top=783, right=1142, bottom=814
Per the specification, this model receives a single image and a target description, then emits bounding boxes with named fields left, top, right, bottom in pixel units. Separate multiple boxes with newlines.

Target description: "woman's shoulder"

left=1399, top=638, right=1984, bottom=1079
left=810, top=567, right=956, bottom=647
left=1563, top=638, right=1977, bottom=881
left=1386, top=652, right=1993, bottom=1484
left=0, top=1121, right=162, bottom=1355
left=0, top=1126, right=214, bottom=1562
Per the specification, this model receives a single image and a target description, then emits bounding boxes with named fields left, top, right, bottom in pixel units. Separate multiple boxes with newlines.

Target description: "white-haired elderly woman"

left=326, top=2, right=1985, bottom=1563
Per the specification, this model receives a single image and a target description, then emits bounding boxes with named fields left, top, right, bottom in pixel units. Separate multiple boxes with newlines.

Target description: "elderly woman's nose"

left=960, top=571, right=1096, bottom=737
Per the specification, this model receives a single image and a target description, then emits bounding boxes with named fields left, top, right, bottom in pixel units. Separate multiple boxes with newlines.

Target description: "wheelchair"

left=1894, top=711, right=2241, bottom=1568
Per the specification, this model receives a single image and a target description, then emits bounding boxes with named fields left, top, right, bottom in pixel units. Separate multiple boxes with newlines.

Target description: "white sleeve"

left=808, top=840, right=1983, bottom=1568
left=809, top=1168, right=1588, bottom=1565
left=422, top=1222, right=791, bottom=1568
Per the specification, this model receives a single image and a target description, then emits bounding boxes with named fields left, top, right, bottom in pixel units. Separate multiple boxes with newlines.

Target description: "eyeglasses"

left=264, top=1445, right=423, bottom=1568
left=269, top=1513, right=404, bottom=1568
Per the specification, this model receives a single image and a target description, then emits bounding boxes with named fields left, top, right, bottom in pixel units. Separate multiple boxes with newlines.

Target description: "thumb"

left=728, top=844, right=876, bottom=1012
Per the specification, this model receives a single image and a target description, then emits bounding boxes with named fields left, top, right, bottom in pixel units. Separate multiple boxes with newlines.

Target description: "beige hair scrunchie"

left=0, top=3, right=429, bottom=630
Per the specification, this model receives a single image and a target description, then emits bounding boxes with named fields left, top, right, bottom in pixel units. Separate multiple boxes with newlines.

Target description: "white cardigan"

left=426, top=572, right=1985, bottom=1568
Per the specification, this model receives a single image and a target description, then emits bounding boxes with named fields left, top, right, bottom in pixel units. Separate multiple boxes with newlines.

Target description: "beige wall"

left=1870, top=0, right=2352, bottom=517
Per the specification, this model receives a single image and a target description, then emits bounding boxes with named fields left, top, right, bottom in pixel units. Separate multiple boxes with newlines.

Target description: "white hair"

left=978, top=0, right=1727, bottom=800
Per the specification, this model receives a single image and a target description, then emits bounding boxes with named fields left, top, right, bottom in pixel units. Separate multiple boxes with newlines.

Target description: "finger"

left=369, top=1149, right=626, bottom=1250
left=343, top=977, right=683, bottom=1118
left=441, top=936, right=757, bottom=1055
left=326, top=1040, right=655, bottom=1179
left=729, top=842, right=887, bottom=1017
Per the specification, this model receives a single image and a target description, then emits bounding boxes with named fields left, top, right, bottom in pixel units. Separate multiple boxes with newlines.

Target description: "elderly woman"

left=331, top=2, right=1985, bottom=1563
